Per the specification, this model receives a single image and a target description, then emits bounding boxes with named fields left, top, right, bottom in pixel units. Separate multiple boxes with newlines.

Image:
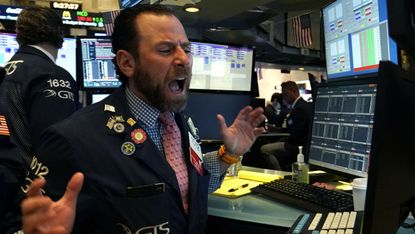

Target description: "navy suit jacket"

left=0, top=46, right=79, bottom=229
left=285, top=97, right=313, bottom=146
left=34, top=87, right=211, bottom=233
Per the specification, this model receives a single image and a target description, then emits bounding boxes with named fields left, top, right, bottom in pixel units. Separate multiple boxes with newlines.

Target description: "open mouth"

left=168, top=77, right=186, bottom=94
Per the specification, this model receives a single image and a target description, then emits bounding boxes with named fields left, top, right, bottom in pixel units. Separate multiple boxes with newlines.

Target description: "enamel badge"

left=104, top=104, right=116, bottom=113
left=113, top=122, right=125, bottom=133
left=131, top=128, right=147, bottom=144
left=121, top=141, right=135, bottom=155
left=127, top=118, right=137, bottom=127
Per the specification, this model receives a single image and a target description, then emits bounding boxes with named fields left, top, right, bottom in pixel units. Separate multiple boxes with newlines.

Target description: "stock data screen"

left=80, top=38, right=120, bottom=89
left=308, top=82, right=377, bottom=177
left=323, top=0, right=398, bottom=79
left=190, top=41, right=253, bottom=92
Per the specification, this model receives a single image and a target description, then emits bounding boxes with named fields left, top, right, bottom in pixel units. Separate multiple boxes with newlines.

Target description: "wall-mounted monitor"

left=0, top=32, right=19, bottom=67
left=79, top=38, right=120, bottom=89
left=323, top=0, right=398, bottom=79
left=189, top=41, right=254, bottom=92
left=0, top=32, right=77, bottom=80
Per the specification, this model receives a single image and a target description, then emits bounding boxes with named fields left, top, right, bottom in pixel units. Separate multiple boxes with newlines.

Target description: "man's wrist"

left=218, top=144, right=240, bottom=164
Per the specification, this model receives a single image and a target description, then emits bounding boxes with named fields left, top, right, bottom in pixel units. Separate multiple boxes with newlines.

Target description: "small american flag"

left=103, top=10, right=120, bottom=36
left=0, top=115, right=10, bottom=136
left=292, top=14, right=313, bottom=48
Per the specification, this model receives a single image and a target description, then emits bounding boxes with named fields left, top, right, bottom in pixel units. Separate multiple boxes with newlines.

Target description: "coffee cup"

left=351, top=177, right=368, bottom=211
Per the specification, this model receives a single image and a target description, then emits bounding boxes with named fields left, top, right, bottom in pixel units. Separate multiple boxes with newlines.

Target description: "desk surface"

left=208, top=167, right=415, bottom=233
left=209, top=166, right=300, bottom=228
left=208, top=193, right=305, bottom=228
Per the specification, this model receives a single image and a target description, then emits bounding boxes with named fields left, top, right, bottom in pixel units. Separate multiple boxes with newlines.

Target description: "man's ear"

left=116, top=50, right=135, bottom=78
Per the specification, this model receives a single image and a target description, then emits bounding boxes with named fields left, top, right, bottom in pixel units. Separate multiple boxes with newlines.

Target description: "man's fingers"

left=21, top=196, right=53, bottom=216
left=26, top=177, right=46, bottom=197
left=247, top=107, right=265, bottom=125
left=216, top=114, right=227, bottom=133
left=61, top=172, right=84, bottom=205
left=236, top=106, right=253, bottom=121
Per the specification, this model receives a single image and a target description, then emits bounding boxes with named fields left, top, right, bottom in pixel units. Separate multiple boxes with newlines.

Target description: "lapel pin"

left=104, top=104, right=116, bottom=113
left=113, top=122, right=125, bottom=133
left=131, top=128, right=147, bottom=144
left=127, top=118, right=137, bottom=127
left=114, top=115, right=125, bottom=122
left=121, top=141, right=135, bottom=156
left=106, top=117, right=116, bottom=129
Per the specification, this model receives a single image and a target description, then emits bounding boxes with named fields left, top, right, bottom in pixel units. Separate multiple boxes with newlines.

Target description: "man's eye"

left=184, top=48, right=192, bottom=54
left=159, top=49, right=171, bottom=54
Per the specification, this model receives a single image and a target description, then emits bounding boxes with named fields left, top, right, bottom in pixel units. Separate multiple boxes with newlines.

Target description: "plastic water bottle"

left=292, top=146, right=309, bottom=184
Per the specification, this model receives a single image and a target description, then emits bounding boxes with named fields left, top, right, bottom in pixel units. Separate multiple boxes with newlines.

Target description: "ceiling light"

left=298, top=67, right=305, bottom=71
left=183, top=3, right=200, bottom=13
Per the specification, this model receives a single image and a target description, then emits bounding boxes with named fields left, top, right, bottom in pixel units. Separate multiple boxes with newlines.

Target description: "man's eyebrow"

left=182, top=41, right=191, bottom=46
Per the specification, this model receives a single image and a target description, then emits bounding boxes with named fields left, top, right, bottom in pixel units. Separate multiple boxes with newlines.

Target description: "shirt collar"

left=28, top=45, right=56, bottom=63
left=125, top=87, right=160, bottom=127
left=291, top=96, right=301, bottom=109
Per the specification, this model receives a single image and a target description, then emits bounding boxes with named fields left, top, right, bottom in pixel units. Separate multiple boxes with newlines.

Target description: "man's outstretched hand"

left=22, top=172, right=84, bottom=234
left=217, top=106, right=266, bottom=155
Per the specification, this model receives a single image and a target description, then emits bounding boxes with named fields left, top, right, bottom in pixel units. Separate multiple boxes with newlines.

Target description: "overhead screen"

left=79, top=38, right=120, bottom=89
left=190, top=41, right=254, bottom=92
left=308, top=80, right=377, bottom=177
left=323, top=0, right=398, bottom=79
left=0, top=32, right=77, bottom=80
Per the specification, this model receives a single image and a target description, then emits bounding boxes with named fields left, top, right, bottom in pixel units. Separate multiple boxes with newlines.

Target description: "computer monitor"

left=322, top=0, right=399, bottom=79
left=0, top=32, right=77, bottom=80
left=79, top=37, right=120, bottom=89
left=189, top=41, right=254, bottom=92
left=362, top=61, right=415, bottom=233
left=308, top=78, right=377, bottom=178
left=56, top=37, right=77, bottom=80
left=185, top=92, right=251, bottom=141
left=0, top=32, right=18, bottom=67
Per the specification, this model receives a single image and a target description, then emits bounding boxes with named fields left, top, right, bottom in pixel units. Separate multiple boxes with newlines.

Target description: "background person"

left=264, top=92, right=290, bottom=130
left=0, top=6, right=80, bottom=231
left=260, top=81, right=312, bottom=171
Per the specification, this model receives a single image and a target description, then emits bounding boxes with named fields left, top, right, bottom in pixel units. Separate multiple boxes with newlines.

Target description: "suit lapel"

left=101, top=87, right=181, bottom=194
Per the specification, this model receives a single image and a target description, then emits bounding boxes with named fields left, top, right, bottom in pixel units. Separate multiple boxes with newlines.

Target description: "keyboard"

left=250, top=179, right=354, bottom=213
left=288, top=211, right=364, bottom=234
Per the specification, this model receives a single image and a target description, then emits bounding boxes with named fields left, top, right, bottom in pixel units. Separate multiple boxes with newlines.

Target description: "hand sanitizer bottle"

left=292, top=146, right=309, bottom=184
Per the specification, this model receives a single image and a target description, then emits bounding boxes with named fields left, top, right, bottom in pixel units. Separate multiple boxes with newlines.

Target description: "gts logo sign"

left=117, top=222, right=169, bottom=234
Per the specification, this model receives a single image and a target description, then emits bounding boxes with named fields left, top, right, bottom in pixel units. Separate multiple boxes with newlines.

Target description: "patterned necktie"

left=159, top=112, right=189, bottom=214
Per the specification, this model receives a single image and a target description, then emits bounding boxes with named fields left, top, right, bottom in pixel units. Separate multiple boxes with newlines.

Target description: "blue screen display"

left=323, top=0, right=398, bottom=79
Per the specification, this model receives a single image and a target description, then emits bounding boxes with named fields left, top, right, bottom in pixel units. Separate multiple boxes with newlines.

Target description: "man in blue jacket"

left=20, top=4, right=266, bottom=234
left=261, top=81, right=313, bottom=170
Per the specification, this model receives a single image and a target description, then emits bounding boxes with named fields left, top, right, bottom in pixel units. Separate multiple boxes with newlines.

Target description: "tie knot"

left=159, top=112, right=175, bottom=126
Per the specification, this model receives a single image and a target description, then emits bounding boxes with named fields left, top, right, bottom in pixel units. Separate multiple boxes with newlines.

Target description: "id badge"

left=188, top=132, right=203, bottom=175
